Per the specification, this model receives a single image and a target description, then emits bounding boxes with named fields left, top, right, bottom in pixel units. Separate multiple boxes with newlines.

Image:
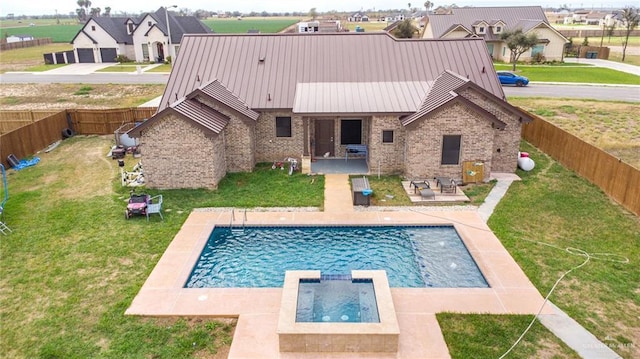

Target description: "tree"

left=499, top=28, right=538, bottom=71
left=424, top=1, right=433, bottom=13
left=75, top=0, right=92, bottom=22
left=581, top=36, right=589, bottom=46
left=393, top=19, right=418, bottom=38
left=104, top=6, right=111, bottom=17
left=90, top=7, right=101, bottom=17
left=621, top=7, right=639, bottom=62
left=309, top=7, right=317, bottom=20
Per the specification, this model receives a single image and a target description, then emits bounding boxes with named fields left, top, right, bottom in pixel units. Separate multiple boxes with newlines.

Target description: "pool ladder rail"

left=229, top=208, right=247, bottom=233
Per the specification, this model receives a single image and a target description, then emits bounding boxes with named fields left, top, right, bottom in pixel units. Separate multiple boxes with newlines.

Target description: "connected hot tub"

left=277, top=270, right=399, bottom=353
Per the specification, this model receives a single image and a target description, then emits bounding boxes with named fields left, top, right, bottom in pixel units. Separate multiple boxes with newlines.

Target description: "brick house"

left=128, top=33, right=532, bottom=189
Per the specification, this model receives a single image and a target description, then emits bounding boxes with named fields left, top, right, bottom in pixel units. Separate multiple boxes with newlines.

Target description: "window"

left=127, top=23, right=134, bottom=33
left=495, top=26, right=502, bottom=33
left=142, top=44, right=149, bottom=61
left=91, top=26, right=96, bottom=31
left=148, top=21, right=152, bottom=27
left=276, top=117, right=291, bottom=137
left=441, top=135, right=461, bottom=165
left=478, top=26, right=485, bottom=34
left=531, top=44, right=545, bottom=56
left=382, top=130, right=394, bottom=143
left=340, top=119, right=362, bottom=145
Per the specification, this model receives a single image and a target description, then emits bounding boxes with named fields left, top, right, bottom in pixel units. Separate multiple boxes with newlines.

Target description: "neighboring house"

left=70, top=7, right=211, bottom=63
left=348, top=11, right=369, bottom=22
left=422, top=6, right=568, bottom=61
left=128, top=33, right=532, bottom=190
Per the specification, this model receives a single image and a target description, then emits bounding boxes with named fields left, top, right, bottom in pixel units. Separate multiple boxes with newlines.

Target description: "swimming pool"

left=185, top=225, right=488, bottom=288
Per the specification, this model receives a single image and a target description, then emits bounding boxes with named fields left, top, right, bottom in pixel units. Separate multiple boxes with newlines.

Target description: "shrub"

left=115, top=54, right=132, bottom=63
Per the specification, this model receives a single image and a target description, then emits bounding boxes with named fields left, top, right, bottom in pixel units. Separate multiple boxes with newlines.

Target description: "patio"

left=126, top=174, right=549, bottom=358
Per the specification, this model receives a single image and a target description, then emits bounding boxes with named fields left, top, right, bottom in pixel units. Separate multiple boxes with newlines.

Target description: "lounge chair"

left=410, top=180, right=435, bottom=200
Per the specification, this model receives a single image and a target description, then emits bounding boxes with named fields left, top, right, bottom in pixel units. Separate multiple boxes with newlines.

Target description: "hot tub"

left=277, top=270, right=399, bottom=353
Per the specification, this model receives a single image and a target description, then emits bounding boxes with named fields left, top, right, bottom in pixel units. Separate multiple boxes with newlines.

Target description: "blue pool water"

left=296, top=277, right=380, bottom=323
left=184, top=225, right=488, bottom=288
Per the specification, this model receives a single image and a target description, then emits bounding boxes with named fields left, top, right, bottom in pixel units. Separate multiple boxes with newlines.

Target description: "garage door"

left=99, top=48, right=118, bottom=63
left=77, top=48, right=95, bottom=63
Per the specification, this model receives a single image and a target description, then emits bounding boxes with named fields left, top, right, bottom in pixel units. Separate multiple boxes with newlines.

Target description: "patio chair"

left=410, top=180, right=435, bottom=200
left=146, top=195, right=163, bottom=222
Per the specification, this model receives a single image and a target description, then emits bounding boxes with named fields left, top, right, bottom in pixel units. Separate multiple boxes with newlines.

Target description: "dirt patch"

left=0, top=83, right=165, bottom=109
left=36, top=135, right=116, bottom=199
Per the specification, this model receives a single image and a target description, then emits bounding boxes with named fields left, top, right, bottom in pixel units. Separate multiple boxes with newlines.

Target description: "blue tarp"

left=11, top=157, right=40, bottom=171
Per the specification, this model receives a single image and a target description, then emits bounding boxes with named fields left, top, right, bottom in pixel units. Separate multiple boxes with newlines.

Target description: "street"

left=0, top=72, right=638, bottom=102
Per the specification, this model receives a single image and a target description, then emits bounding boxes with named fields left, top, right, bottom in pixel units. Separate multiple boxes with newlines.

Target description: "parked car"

left=497, top=71, right=529, bottom=87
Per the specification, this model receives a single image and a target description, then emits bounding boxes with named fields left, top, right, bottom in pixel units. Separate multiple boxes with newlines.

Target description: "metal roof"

left=402, top=71, right=469, bottom=125
left=292, top=81, right=430, bottom=114
left=160, top=32, right=503, bottom=111
left=128, top=98, right=229, bottom=138
left=189, top=80, right=260, bottom=121
left=427, top=6, right=549, bottom=38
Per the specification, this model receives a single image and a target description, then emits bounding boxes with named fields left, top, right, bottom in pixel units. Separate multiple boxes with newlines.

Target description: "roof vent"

left=258, top=56, right=266, bottom=63
left=196, top=74, right=201, bottom=82
left=267, top=93, right=271, bottom=101
left=481, top=66, right=485, bottom=73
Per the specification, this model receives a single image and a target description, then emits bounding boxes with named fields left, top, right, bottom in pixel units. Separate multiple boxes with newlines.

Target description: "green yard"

left=0, top=24, right=81, bottom=43
left=202, top=17, right=299, bottom=33
left=494, top=63, right=640, bottom=84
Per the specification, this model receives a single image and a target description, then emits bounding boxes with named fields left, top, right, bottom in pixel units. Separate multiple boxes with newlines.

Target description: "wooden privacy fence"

left=0, top=38, right=53, bottom=51
left=0, top=110, right=64, bottom=134
left=0, top=111, right=68, bottom=167
left=0, top=108, right=157, bottom=168
left=68, top=108, right=156, bottom=134
left=521, top=113, right=640, bottom=217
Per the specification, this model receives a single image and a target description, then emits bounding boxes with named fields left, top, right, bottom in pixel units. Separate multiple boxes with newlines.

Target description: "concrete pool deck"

left=126, top=174, right=552, bottom=358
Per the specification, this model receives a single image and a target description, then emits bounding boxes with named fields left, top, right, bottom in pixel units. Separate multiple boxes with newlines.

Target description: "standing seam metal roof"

left=160, top=33, right=503, bottom=111
left=191, top=80, right=260, bottom=121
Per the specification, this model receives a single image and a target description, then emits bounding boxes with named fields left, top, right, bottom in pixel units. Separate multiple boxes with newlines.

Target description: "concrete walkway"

left=564, top=57, right=640, bottom=76
left=479, top=174, right=623, bottom=359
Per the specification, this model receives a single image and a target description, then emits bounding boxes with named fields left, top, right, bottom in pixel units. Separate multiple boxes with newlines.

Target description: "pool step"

left=296, top=288, right=315, bottom=322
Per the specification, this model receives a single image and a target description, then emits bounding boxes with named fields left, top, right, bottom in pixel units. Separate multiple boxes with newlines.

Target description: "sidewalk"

left=564, top=57, right=640, bottom=76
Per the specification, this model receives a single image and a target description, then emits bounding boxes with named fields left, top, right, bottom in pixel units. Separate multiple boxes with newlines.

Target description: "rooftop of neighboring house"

left=427, top=6, right=549, bottom=39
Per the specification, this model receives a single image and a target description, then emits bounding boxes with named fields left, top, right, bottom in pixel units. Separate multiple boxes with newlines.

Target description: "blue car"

left=497, top=71, right=529, bottom=87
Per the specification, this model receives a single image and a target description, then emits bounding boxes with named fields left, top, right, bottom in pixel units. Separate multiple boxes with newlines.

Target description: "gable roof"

left=128, top=98, right=229, bottom=138
left=187, top=79, right=260, bottom=121
left=70, top=17, right=131, bottom=44
left=160, top=33, right=503, bottom=111
left=402, top=70, right=531, bottom=128
left=148, top=7, right=212, bottom=43
left=427, top=6, right=549, bottom=38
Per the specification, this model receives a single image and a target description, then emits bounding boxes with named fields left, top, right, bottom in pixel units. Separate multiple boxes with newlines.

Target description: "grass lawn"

left=0, top=135, right=323, bottom=358
left=493, top=64, right=640, bottom=84
left=607, top=52, right=640, bottom=67
left=145, top=64, right=172, bottom=72
left=96, top=64, right=144, bottom=73
left=508, top=98, right=640, bottom=169
left=0, top=43, right=73, bottom=73
left=202, top=17, right=299, bottom=33
left=1, top=135, right=638, bottom=357
left=438, top=314, right=580, bottom=358
left=0, top=24, right=82, bottom=43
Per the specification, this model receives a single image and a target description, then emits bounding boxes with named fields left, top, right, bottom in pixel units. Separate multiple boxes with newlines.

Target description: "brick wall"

left=139, top=115, right=226, bottom=189
left=459, top=88, right=523, bottom=172
left=368, top=115, right=406, bottom=174
left=404, top=103, right=495, bottom=181
left=196, top=95, right=255, bottom=172
left=255, top=112, right=305, bottom=162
